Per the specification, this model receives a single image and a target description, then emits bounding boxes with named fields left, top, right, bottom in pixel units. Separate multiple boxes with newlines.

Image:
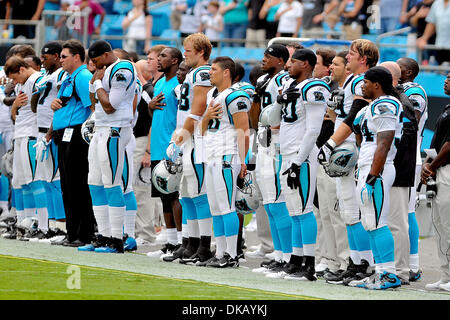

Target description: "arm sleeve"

left=109, top=69, right=134, bottom=109
left=342, top=98, right=369, bottom=127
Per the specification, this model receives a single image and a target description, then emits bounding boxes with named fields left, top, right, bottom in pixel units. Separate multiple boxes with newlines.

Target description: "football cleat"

left=284, top=265, right=317, bottom=281
left=359, top=271, right=401, bottom=290
left=409, top=269, right=422, bottom=282
left=206, top=253, right=239, bottom=268
left=78, top=234, right=109, bottom=252
left=147, top=243, right=177, bottom=258
left=123, top=235, right=137, bottom=252
left=28, top=229, right=49, bottom=242
left=94, top=237, right=124, bottom=253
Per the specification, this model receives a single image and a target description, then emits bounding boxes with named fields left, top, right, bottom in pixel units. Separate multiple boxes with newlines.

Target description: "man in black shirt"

left=245, top=0, right=266, bottom=48
left=10, top=0, right=45, bottom=39
left=421, top=72, right=450, bottom=292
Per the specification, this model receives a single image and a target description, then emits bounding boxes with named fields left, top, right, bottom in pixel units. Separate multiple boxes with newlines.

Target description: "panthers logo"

left=335, top=153, right=353, bottom=167
left=314, top=91, right=325, bottom=101
left=199, top=72, right=210, bottom=81
left=156, top=176, right=169, bottom=192
left=115, top=73, right=126, bottom=82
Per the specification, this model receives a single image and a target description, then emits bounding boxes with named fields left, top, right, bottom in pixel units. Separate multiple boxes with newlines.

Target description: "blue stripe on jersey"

left=192, top=66, right=210, bottom=83
left=351, top=74, right=365, bottom=95
left=107, top=130, right=120, bottom=185
left=404, top=86, right=427, bottom=102
left=301, top=80, right=330, bottom=101
left=191, top=148, right=205, bottom=194
left=275, top=73, right=288, bottom=87
left=122, top=151, right=129, bottom=192
left=274, top=153, right=282, bottom=201
left=109, top=60, right=135, bottom=90
left=372, top=178, right=384, bottom=228
left=299, top=161, right=310, bottom=212
left=370, top=98, right=400, bottom=116
left=33, top=75, right=44, bottom=92
left=27, top=139, right=37, bottom=180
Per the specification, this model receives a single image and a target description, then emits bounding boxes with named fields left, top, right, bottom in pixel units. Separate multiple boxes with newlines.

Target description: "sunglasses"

left=60, top=54, right=72, bottom=59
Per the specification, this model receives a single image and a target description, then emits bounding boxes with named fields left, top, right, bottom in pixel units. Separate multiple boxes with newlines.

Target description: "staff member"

left=45, top=40, right=95, bottom=247
left=422, top=72, right=450, bottom=292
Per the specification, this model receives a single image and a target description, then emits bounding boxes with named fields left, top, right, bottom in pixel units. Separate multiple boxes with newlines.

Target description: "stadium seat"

left=152, top=29, right=180, bottom=46
left=379, top=35, right=407, bottom=62
left=113, top=1, right=133, bottom=15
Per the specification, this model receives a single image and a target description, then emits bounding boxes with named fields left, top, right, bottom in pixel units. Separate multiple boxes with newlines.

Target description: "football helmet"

left=235, top=172, right=261, bottom=214
left=16, top=217, right=38, bottom=233
left=324, top=141, right=359, bottom=177
left=81, top=112, right=96, bottom=144
left=0, top=148, right=13, bottom=179
left=151, top=157, right=183, bottom=194
left=259, top=103, right=282, bottom=127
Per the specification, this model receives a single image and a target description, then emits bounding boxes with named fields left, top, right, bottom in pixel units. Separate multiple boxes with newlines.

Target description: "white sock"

left=16, top=210, right=25, bottom=224
left=225, top=234, right=238, bottom=258
left=303, top=243, right=315, bottom=257
left=283, top=252, right=292, bottom=263
left=108, top=206, right=125, bottom=240
left=177, top=231, right=182, bottom=244
left=123, top=209, right=136, bottom=238
left=215, top=235, right=226, bottom=259
left=187, top=219, right=200, bottom=238
left=410, top=254, right=420, bottom=272
left=350, top=250, right=362, bottom=265
left=93, top=205, right=111, bottom=237
left=49, top=219, right=57, bottom=230
left=55, top=220, right=67, bottom=233
left=24, top=208, right=35, bottom=218
left=36, top=208, right=48, bottom=232
left=274, top=250, right=283, bottom=261
left=182, top=223, right=189, bottom=238
left=292, top=247, right=303, bottom=257
left=166, top=228, right=178, bottom=245
left=198, top=217, right=212, bottom=237
left=359, top=250, right=374, bottom=266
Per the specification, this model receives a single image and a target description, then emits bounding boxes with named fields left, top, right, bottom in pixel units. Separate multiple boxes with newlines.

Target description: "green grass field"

left=0, top=255, right=309, bottom=300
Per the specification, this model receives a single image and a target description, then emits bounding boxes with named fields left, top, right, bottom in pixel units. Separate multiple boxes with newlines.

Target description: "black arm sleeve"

left=342, top=98, right=369, bottom=128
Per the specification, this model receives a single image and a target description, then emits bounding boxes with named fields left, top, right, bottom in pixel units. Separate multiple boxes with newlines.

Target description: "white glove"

left=317, top=139, right=336, bottom=166
left=33, top=137, right=50, bottom=162
left=166, top=141, right=181, bottom=162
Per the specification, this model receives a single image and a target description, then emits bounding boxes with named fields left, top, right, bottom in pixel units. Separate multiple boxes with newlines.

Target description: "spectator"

left=199, top=1, right=224, bottom=47
left=301, top=0, right=339, bottom=38
left=1, top=0, right=11, bottom=38
left=417, top=0, right=450, bottom=65
left=219, top=0, right=249, bottom=47
left=147, top=45, right=166, bottom=86
left=171, top=0, right=185, bottom=30
left=379, top=0, right=409, bottom=34
left=45, top=39, right=96, bottom=247
left=54, top=0, right=75, bottom=42
left=259, top=0, right=282, bottom=40
left=313, top=47, right=336, bottom=78
left=10, top=0, right=46, bottom=39
left=122, top=0, right=152, bottom=56
left=274, top=0, right=303, bottom=37
left=72, top=0, right=105, bottom=45
left=245, top=0, right=267, bottom=48
left=179, top=0, right=209, bottom=39
left=338, top=0, right=364, bottom=40
left=409, top=0, right=435, bottom=62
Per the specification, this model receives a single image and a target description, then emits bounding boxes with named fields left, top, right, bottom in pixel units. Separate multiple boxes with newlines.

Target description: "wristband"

left=93, top=80, right=103, bottom=92
left=188, top=114, right=203, bottom=121
left=366, top=173, right=378, bottom=186
left=326, top=138, right=337, bottom=150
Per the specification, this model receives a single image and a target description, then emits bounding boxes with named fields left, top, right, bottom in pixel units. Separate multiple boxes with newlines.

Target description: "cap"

left=264, top=44, right=289, bottom=63
left=41, top=41, right=63, bottom=55
left=291, top=49, right=317, bottom=67
left=88, top=40, right=113, bottom=59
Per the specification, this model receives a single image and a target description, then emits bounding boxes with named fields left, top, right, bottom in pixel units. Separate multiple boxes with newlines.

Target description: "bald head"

left=397, top=57, right=419, bottom=83
left=380, top=61, right=401, bottom=86
left=136, top=59, right=151, bottom=82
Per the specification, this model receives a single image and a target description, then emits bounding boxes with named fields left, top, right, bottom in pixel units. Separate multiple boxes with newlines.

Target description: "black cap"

left=364, top=66, right=393, bottom=89
left=264, top=44, right=289, bottom=63
left=291, top=49, right=317, bottom=67
left=41, top=41, right=63, bottom=55
left=88, top=40, right=112, bottom=59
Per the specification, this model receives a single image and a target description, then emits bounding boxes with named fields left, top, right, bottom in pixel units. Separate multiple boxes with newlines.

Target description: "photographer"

left=421, top=72, right=450, bottom=292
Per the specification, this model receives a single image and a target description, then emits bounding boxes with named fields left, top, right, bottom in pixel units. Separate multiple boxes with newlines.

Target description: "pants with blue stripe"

left=12, top=136, right=38, bottom=188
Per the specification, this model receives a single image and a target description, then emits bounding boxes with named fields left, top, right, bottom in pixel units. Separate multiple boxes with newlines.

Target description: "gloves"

left=33, top=137, right=50, bottom=162
left=327, top=88, right=345, bottom=111
left=277, top=86, right=300, bottom=105
left=360, top=173, right=379, bottom=205
left=254, top=75, right=271, bottom=100
left=282, top=162, right=301, bottom=190
left=317, top=139, right=336, bottom=166
left=166, top=141, right=181, bottom=162
left=257, top=126, right=271, bottom=148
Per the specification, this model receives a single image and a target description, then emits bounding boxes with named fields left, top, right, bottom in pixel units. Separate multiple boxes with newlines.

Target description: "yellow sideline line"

left=0, top=254, right=321, bottom=300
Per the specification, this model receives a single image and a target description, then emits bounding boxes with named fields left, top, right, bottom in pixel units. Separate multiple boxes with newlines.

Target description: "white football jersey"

left=94, top=59, right=137, bottom=128
left=257, top=70, right=290, bottom=110
left=353, top=95, right=403, bottom=168
left=34, top=67, right=67, bottom=129
left=176, top=64, right=211, bottom=130
left=279, top=77, right=330, bottom=157
left=232, top=81, right=255, bottom=104
left=14, top=71, right=43, bottom=139
left=336, top=73, right=365, bottom=141
left=204, top=87, right=250, bottom=160
left=0, top=69, right=13, bottom=131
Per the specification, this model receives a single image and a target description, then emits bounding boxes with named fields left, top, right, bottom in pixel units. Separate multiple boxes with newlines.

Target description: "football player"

left=352, top=66, right=403, bottom=290
left=318, top=39, right=379, bottom=284
left=278, top=49, right=331, bottom=281
left=84, top=40, right=137, bottom=253
left=199, top=56, right=250, bottom=267
left=250, top=44, right=294, bottom=275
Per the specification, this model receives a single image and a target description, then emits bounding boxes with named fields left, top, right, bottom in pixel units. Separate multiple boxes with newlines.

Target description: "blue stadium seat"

left=152, top=29, right=180, bottom=46
left=379, top=35, right=407, bottom=62
left=113, top=1, right=133, bottom=15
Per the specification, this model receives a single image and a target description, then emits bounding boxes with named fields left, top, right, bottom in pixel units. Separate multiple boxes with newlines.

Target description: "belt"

left=39, top=127, right=49, bottom=134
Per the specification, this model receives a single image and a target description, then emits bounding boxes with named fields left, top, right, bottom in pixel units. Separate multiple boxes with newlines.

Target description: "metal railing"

left=0, top=19, right=45, bottom=52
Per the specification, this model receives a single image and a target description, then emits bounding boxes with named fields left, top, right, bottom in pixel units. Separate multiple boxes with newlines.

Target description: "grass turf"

left=0, top=255, right=308, bottom=300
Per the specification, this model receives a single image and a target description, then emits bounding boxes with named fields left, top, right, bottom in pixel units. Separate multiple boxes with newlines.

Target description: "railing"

left=42, top=10, right=90, bottom=48
left=0, top=19, right=45, bottom=52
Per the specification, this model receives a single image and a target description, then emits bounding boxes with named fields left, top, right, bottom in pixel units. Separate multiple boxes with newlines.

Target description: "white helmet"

left=0, top=148, right=14, bottom=179
left=259, top=104, right=281, bottom=127
left=151, top=158, right=183, bottom=194
left=235, top=172, right=261, bottom=214
left=17, top=216, right=38, bottom=232
left=81, top=112, right=96, bottom=144
left=324, top=141, right=359, bottom=177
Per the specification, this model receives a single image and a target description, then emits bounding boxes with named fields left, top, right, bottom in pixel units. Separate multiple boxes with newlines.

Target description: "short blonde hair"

left=183, top=33, right=212, bottom=61
left=350, top=39, right=379, bottom=68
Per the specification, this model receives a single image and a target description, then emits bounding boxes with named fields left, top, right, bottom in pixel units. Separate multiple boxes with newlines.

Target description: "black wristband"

left=366, top=173, right=378, bottom=186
